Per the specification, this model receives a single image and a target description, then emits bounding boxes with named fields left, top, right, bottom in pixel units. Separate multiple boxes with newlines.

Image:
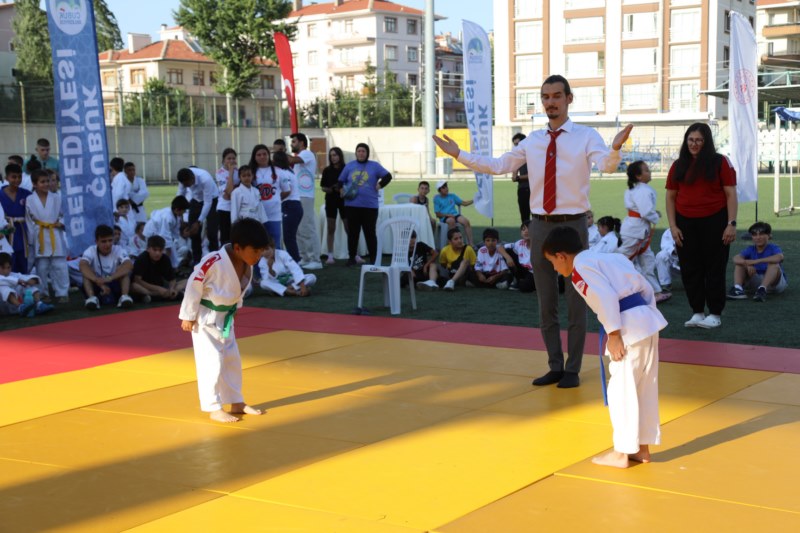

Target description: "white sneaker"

left=117, top=294, right=134, bottom=308
left=304, top=261, right=323, bottom=270
left=416, top=280, right=439, bottom=291
left=696, top=314, right=722, bottom=329
left=496, top=281, right=509, bottom=290
left=298, top=260, right=310, bottom=267
left=85, top=296, right=100, bottom=310
left=444, top=279, right=455, bottom=291
left=684, top=313, right=706, bottom=328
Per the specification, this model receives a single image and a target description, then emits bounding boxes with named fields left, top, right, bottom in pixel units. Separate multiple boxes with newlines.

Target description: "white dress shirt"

left=177, top=167, right=219, bottom=223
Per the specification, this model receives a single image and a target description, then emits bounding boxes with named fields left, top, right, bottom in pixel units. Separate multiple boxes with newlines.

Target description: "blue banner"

left=46, top=0, right=113, bottom=257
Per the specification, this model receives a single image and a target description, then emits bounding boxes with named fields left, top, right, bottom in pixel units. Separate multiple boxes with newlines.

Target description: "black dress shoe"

left=532, top=370, right=563, bottom=386
left=557, top=372, right=580, bottom=388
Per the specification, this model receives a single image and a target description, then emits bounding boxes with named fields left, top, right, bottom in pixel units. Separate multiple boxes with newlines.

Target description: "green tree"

left=12, top=0, right=53, bottom=83
left=122, top=78, right=206, bottom=126
left=174, top=0, right=297, bottom=99
left=93, top=0, right=124, bottom=52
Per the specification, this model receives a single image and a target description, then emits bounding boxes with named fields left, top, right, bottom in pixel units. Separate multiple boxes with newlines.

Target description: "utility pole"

left=424, top=0, right=435, bottom=175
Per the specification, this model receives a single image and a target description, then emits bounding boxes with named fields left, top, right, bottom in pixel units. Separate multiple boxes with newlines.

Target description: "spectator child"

left=115, top=198, right=136, bottom=248
left=655, top=230, right=680, bottom=292
left=587, top=210, right=601, bottom=248
left=438, top=227, right=477, bottom=291
left=215, top=148, right=239, bottom=244
left=21, top=157, right=40, bottom=192
left=257, top=235, right=316, bottom=297
left=0, top=252, right=53, bottom=316
left=230, top=165, right=265, bottom=224
left=433, top=180, right=474, bottom=246
left=410, top=180, right=437, bottom=233
left=112, top=225, right=123, bottom=246
left=25, top=169, right=69, bottom=303
left=128, top=222, right=148, bottom=258
left=0, top=163, right=32, bottom=272
left=503, top=222, right=536, bottom=292
left=46, top=169, right=59, bottom=193
left=79, top=224, right=134, bottom=310
left=250, top=144, right=282, bottom=251
left=590, top=216, right=621, bottom=253
left=131, top=235, right=187, bottom=302
left=143, top=196, right=191, bottom=269
left=728, top=221, right=787, bottom=302
left=123, top=162, right=149, bottom=223
left=474, top=227, right=512, bottom=289
left=406, top=230, right=438, bottom=291
left=25, top=138, right=59, bottom=171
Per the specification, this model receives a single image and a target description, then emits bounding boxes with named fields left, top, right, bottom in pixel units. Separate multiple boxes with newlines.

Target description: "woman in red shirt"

left=665, top=123, right=738, bottom=329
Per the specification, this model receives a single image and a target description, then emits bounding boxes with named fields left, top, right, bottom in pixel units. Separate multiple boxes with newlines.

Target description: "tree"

left=122, top=78, right=206, bottom=126
left=93, top=0, right=124, bottom=52
left=174, top=0, right=297, bottom=99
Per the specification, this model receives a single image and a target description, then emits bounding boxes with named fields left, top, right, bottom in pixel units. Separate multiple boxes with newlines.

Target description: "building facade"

left=0, top=2, right=16, bottom=86
left=757, top=0, right=800, bottom=69
left=493, top=0, right=757, bottom=127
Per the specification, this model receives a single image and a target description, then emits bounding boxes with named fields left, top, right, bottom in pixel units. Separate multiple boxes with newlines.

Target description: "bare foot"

left=592, top=450, right=630, bottom=468
left=628, top=445, right=650, bottom=463
left=230, top=402, right=263, bottom=416
left=209, top=409, right=240, bottom=423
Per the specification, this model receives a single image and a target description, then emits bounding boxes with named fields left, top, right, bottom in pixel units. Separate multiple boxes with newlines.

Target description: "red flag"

left=274, top=32, right=298, bottom=133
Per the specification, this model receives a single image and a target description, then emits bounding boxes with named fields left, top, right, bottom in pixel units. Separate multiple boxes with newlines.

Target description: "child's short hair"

left=95, top=224, right=114, bottom=240
left=626, top=160, right=646, bottom=190
left=418, top=180, right=429, bottom=188
left=30, top=169, right=49, bottom=184
left=748, top=221, right=772, bottom=235
left=147, top=235, right=166, bottom=249
left=447, top=227, right=462, bottom=241
left=177, top=168, right=195, bottom=184
left=4, top=163, right=21, bottom=176
left=272, top=139, right=286, bottom=149
left=171, top=196, right=190, bottom=211
left=230, top=218, right=270, bottom=249
left=123, top=161, right=135, bottom=170
left=410, top=230, right=417, bottom=239
left=512, top=132, right=526, bottom=143
left=135, top=221, right=145, bottom=233
left=0, top=252, right=11, bottom=267
left=482, top=228, right=500, bottom=241
left=113, top=225, right=122, bottom=232
left=109, top=157, right=124, bottom=172
left=25, top=158, right=42, bottom=173
left=238, top=164, right=252, bottom=175
left=542, top=227, right=583, bottom=256
left=116, top=198, right=131, bottom=208
left=36, top=138, right=50, bottom=148
left=8, top=155, right=23, bottom=166
left=520, top=221, right=529, bottom=230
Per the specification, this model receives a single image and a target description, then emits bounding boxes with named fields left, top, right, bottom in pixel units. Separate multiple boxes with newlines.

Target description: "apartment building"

left=435, top=32, right=466, bottom=127
left=98, top=26, right=281, bottom=126
left=0, top=2, right=16, bottom=85
left=493, top=0, right=756, bottom=126
left=757, top=0, right=800, bottom=68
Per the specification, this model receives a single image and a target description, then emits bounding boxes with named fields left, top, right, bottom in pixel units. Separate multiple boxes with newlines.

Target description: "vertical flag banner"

left=729, top=11, right=758, bottom=203
left=274, top=32, right=298, bottom=134
left=462, top=20, right=493, bottom=218
left=46, top=0, right=113, bottom=257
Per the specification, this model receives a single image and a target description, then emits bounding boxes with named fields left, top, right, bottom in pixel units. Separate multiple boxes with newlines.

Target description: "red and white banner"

left=274, top=32, right=298, bottom=133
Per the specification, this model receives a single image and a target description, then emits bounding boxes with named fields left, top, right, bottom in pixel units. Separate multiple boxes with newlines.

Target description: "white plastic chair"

left=357, top=216, right=418, bottom=315
left=393, top=192, right=413, bottom=204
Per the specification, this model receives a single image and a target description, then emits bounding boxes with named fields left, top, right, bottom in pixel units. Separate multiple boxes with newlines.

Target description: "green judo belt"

left=200, top=299, right=237, bottom=339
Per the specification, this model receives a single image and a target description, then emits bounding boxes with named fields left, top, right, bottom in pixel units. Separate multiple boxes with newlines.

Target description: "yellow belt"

left=35, top=220, right=57, bottom=255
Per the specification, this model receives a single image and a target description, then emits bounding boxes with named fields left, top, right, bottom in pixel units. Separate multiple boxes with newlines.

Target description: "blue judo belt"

left=598, top=293, right=647, bottom=406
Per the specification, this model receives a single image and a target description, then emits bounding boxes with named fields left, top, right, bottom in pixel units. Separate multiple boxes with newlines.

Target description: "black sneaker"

left=753, top=286, right=767, bottom=302
left=727, top=286, right=746, bottom=300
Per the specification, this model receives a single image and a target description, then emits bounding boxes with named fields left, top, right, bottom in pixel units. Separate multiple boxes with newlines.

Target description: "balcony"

left=328, top=60, right=370, bottom=74
left=327, top=33, right=376, bottom=47
left=669, top=98, right=699, bottom=113
left=565, top=68, right=605, bottom=80
left=763, top=23, right=800, bottom=39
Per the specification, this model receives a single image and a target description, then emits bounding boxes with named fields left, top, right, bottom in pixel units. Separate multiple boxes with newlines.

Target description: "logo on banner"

left=467, top=38, right=484, bottom=64
left=733, top=69, right=756, bottom=105
left=50, top=0, right=87, bottom=34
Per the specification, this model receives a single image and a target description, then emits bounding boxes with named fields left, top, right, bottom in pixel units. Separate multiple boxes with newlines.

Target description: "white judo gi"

left=257, top=249, right=316, bottom=296
left=571, top=250, right=667, bottom=455
left=0, top=203, right=13, bottom=255
left=179, top=247, right=252, bottom=412
left=144, top=207, right=184, bottom=268
left=230, top=184, right=266, bottom=223
left=589, top=231, right=619, bottom=254
left=112, top=173, right=150, bottom=223
left=619, top=182, right=662, bottom=293
left=655, top=231, right=680, bottom=287
left=25, top=191, right=69, bottom=298
left=0, top=271, right=40, bottom=303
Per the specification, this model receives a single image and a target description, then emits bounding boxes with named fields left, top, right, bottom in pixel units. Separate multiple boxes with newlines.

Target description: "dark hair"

left=25, top=158, right=42, bottom=173
left=512, top=132, right=526, bottom=143
left=0, top=252, right=11, bottom=267
left=116, top=198, right=131, bottom=207
left=4, top=163, right=21, bottom=176
left=328, top=146, right=345, bottom=168
left=355, top=142, right=370, bottom=159
left=95, top=224, right=114, bottom=239
left=135, top=221, right=145, bottom=232
left=123, top=161, right=135, bottom=170
left=170, top=196, right=190, bottom=211
left=447, top=227, right=462, bottom=241
left=109, top=157, right=124, bottom=172
left=542, top=74, right=571, bottom=96
left=36, top=138, right=50, bottom=148
left=271, top=150, right=290, bottom=170
left=419, top=180, right=430, bottom=188
left=8, top=155, right=23, bottom=166
left=410, top=230, right=418, bottom=239
left=597, top=216, right=622, bottom=246
left=482, top=227, right=500, bottom=240
left=147, top=235, right=166, bottom=249
left=542, top=226, right=583, bottom=256
left=230, top=218, right=271, bottom=249
left=113, top=225, right=122, bottom=232
left=30, top=169, right=49, bottom=184
left=221, top=147, right=236, bottom=161
left=748, top=221, right=772, bottom=235
left=248, top=144, right=271, bottom=174
left=626, top=160, right=647, bottom=189
left=273, top=139, right=286, bottom=148
left=176, top=168, right=195, bottom=184
left=674, top=123, right=721, bottom=185
left=520, top=221, right=529, bottom=230
left=290, top=132, right=308, bottom=148
left=238, top=164, right=253, bottom=177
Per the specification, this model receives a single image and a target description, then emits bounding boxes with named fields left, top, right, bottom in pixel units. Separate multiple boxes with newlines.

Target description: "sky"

left=107, top=0, right=493, bottom=42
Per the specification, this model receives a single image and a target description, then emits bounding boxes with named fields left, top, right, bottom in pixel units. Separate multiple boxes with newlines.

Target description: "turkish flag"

left=274, top=32, right=298, bottom=133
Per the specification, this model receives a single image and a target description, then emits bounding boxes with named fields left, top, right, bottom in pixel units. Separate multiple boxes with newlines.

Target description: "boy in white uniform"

left=144, top=196, right=190, bottom=269
left=0, top=252, right=53, bottom=316
left=25, top=170, right=69, bottom=303
left=257, top=236, right=316, bottom=297
left=179, top=217, right=269, bottom=423
left=543, top=226, right=667, bottom=468
left=80, top=224, right=134, bottom=310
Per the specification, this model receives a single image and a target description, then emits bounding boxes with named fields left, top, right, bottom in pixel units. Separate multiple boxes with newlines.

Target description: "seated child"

left=143, top=196, right=191, bottom=268
left=410, top=180, right=437, bottom=233
left=433, top=180, right=475, bottom=246
left=474, top=227, right=512, bottom=289
left=655, top=230, right=680, bottom=292
left=405, top=230, right=438, bottom=291
left=0, top=252, right=53, bottom=316
left=131, top=235, right=187, bottom=302
left=79, top=224, right=134, bottom=310
left=586, top=210, right=600, bottom=248
left=728, top=221, right=787, bottom=302
left=257, top=235, right=316, bottom=297
left=543, top=226, right=666, bottom=469
left=590, top=216, right=621, bottom=253
left=438, top=227, right=477, bottom=291
left=503, top=222, right=535, bottom=292
left=128, top=222, right=148, bottom=258
left=114, top=198, right=137, bottom=249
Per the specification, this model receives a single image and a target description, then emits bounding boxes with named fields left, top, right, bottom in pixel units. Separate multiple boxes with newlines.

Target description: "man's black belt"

left=531, top=213, right=586, bottom=223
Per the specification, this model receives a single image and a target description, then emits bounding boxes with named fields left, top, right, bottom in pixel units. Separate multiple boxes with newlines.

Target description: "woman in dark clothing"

left=320, top=147, right=348, bottom=264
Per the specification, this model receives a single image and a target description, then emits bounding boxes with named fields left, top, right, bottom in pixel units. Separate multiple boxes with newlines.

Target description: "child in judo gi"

left=257, top=235, right=316, bottom=297
left=543, top=226, right=667, bottom=468
left=179, top=217, right=270, bottom=423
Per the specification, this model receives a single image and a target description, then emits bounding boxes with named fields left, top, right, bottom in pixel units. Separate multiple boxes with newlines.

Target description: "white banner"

left=729, top=11, right=758, bottom=203
left=462, top=20, right=493, bottom=218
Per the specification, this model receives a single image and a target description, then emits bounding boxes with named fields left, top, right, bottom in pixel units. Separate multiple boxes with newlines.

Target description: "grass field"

left=3, top=175, right=797, bottom=348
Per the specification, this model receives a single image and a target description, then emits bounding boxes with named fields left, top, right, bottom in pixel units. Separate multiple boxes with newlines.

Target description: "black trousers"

left=218, top=209, right=231, bottom=245
left=188, top=198, right=219, bottom=263
left=517, top=186, right=531, bottom=224
left=675, top=208, right=730, bottom=316
left=505, top=248, right=535, bottom=292
left=346, top=206, right=379, bottom=262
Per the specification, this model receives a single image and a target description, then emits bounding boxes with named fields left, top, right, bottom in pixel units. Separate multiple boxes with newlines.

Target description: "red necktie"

left=543, top=129, right=563, bottom=213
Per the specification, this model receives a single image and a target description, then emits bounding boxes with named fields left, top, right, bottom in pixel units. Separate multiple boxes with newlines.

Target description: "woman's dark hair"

left=221, top=147, right=236, bottom=161
left=355, top=142, right=370, bottom=159
left=673, top=123, right=721, bottom=184
left=626, top=160, right=646, bottom=190
left=271, top=150, right=290, bottom=170
left=328, top=146, right=345, bottom=168
left=248, top=144, right=270, bottom=173
left=597, top=216, right=622, bottom=246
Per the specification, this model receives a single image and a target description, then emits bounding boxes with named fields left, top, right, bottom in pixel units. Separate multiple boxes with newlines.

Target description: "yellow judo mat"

left=2, top=330, right=799, bottom=532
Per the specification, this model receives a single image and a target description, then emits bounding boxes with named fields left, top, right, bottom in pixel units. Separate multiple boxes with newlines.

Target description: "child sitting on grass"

left=474, top=227, right=512, bottom=289
left=258, top=235, right=316, bottom=297
left=0, top=252, right=53, bottom=316
left=728, top=221, right=787, bottom=303
left=405, top=230, right=438, bottom=291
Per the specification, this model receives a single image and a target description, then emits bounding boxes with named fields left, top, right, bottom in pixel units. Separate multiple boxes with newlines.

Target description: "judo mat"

left=1, top=307, right=799, bottom=532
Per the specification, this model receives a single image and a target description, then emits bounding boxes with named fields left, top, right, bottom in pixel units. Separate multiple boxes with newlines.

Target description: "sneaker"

left=509, top=280, right=519, bottom=291
left=727, top=286, right=746, bottom=300
left=18, top=302, right=35, bottom=317
left=684, top=313, right=705, bottom=328
left=655, top=292, right=672, bottom=303
left=753, top=286, right=767, bottom=303
left=35, top=301, right=54, bottom=315
left=444, top=279, right=455, bottom=291
left=141, top=294, right=152, bottom=304
left=304, top=261, right=323, bottom=270
left=85, top=296, right=100, bottom=310
left=355, top=256, right=366, bottom=265
left=298, top=260, right=310, bottom=267
left=325, top=256, right=335, bottom=265
left=68, top=286, right=79, bottom=293
left=696, top=314, right=722, bottom=329
left=416, top=280, right=439, bottom=291
left=117, top=294, right=134, bottom=308
left=496, top=281, right=509, bottom=290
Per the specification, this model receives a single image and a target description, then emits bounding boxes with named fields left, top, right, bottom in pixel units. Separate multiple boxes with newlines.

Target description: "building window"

left=622, top=47, right=657, bottom=75
left=308, top=50, right=318, bottom=65
left=565, top=51, right=604, bottom=78
left=623, top=12, right=658, bottom=40
left=724, top=11, right=731, bottom=33
left=407, top=19, right=418, bottom=34
left=193, top=70, right=204, bottom=86
left=514, top=0, right=542, bottom=18
left=515, top=21, right=543, bottom=53
left=307, top=23, right=317, bottom=37
left=309, top=78, right=318, bottom=92
left=670, top=8, right=701, bottom=42
left=344, top=19, right=353, bottom=33
left=570, top=86, right=605, bottom=113
left=723, top=46, right=730, bottom=69
left=669, top=80, right=699, bottom=112
left=407, top=46, right=418, bottom=62
left=670, top=44, right=700, bottom=77
left=130, top=69, right=146, bottom=86
left=261, top=75, right=275, bottom=90
left=260, top=106, right=276, bottom=125
left=345, top=75, right=355, bottom=89
left=167, top=69, right=183, bottom=85
left=292, top=53, right=298, bottom=65
left=515, top=55, right=542, bottom=86
left=408, top=73, right=418, bottom=86
left=386, top=45, right=398, bottom=61
left=385, top=17, right=397, bottom=33
left=101, top=71, right=116, bottom=87
left=622, top=83, right=658, bottom=110
left=565, top=17, right=605, bottom=43
left=515, top=89, right=539, bottom=117
left=455, top=111, right=466, bottom=123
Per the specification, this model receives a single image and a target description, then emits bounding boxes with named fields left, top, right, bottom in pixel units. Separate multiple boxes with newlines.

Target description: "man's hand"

left=612, top=124, right=634, bottom=151
left=432, top=134, right=461, bottom=158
